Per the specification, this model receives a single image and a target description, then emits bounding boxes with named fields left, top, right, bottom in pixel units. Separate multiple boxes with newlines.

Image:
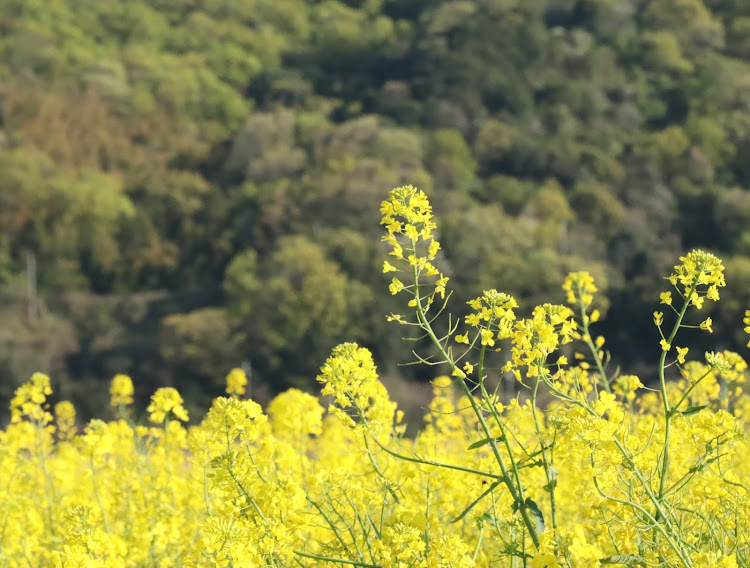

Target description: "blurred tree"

left=224, top=236, right=374, bottom=389
left=1, top=0, right=750, bottom=419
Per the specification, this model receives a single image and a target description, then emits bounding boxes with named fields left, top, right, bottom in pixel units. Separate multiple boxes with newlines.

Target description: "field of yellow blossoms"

left=2, top=186, right=750, bottom=568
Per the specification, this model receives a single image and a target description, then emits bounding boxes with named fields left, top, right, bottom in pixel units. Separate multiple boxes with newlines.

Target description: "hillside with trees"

left=2, top=0, right=750, bottom=419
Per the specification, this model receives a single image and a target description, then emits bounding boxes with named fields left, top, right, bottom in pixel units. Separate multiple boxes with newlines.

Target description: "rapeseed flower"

left=147, top=387, right=189, bottom=423
left=225, top=367, right=248, bottom=397
left=3, top=192, right=750, bottom=568
left=109, top=373, right=134, bottom=406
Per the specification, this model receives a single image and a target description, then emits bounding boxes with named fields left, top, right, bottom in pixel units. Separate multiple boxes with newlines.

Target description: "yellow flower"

left=653, top=311, right=663, bottom=326
left=316, top=343, right=395, bottom=432
left=386, top=220, right=401, bottom=234
left=562, top=271, right=598, bottom=307
left=268, top=389, right=324, bottom=438
left=480, top=329, right=495, bottom=347
left=11, top=372, right=54, bottom=424
left=147, top=387, right=189, bottom=423
left=455, top=332, right=469, bottom=344
left=691, top=291, right=705, bottom=309
left=568, top=525, right=602, bottom=565
left=389, top=277, right=404, bottom=295
left=530, top=553, right=561, bottom=568
left=706, top=285, right=720, bottom=301
left=670, top=249, right=725, bottom=291
left=225, top=367, right=247, bottom=397
left=463, top=362, right=474, bottom=374
left=660, top=291, right=672, bottom=305
left=466, top=313, right=481, bottom=326
left=55, top=401, right=77, bottom=441
left=595, top=391, right=618, bottom=417
left=700, top=317, right=713, bottom=333
left=613, top=374, right=644, bottom=403
left=660, top=339, right=671, bottom=351
left=676, top=346, right=689, bottom=364
left=383, top=261, right=397, bottom=273
left=427, top=240, right=440, bottom=259
left=435, top=274, right=449, bottom=299
left=404, top=224, right=419, bottom=241
left=110, top=374, right=134, bottom=406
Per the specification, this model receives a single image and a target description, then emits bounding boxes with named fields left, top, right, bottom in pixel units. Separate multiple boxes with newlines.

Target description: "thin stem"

left=409, top=243, right=541, bottom=550
left=657, top=280, right=697, bottom=502
left=576, top=293, right=611, bottom=393
left=530, top=374, right=559, bottom=539
left=293, top=550, right=381, bottom=567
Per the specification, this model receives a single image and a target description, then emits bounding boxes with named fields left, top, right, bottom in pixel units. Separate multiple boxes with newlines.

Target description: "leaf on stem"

left=467, top=436, right=505, bottom=450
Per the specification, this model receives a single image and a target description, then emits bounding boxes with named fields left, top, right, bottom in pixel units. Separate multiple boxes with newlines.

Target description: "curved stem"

left=576, top=292, right=611, bottom=394
left=657, top=279, right=697, bottom=506
left=408, top=244, right=541, bottom=550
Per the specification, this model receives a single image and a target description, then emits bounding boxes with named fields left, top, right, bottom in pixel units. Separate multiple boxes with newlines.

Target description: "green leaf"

left=680, top=405, right=707, bottom=417
left=467, top=436, right=505, bottom=450
left=476, top=512, right=500, bottom=530
left=524, top=497, right=545, bottom=534
left=600, top=555, right=644, bottom=565
left=543, top=467, right=558, bottom=493
left=518, top=459, right=544, bottom=470
left=451, top=480, right=500, bottom=523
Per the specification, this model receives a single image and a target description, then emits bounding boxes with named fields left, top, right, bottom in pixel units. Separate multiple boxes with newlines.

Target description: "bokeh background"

left=1, top=0, right=750, bottom=422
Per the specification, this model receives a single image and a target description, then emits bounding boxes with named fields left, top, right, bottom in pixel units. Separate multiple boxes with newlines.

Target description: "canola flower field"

left=2, top=186, right=750, bottom=568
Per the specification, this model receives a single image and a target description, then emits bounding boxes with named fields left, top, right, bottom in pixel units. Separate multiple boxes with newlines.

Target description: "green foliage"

left=224, top=236, right=374, bottom=388
left=2, top=0, right=750, bottom=420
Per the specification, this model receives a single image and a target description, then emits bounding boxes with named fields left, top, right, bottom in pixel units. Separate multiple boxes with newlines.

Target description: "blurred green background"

left=1, top=0, right=750, bottom=421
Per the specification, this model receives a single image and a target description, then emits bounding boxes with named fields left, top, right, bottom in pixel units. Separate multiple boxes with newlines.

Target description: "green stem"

left=360, top=428, right=401, bottom=504
left=409, top=243, right=541, bottom=550
left=306, top=496, right=355, bottom=560
left=293, top=550, right=381, bottom=567
left=657, top=280, right=697, bottom=505
left=90, top=457, right=111, bottom=533
left=577, top=292, right=611, bottom=393
left=35, top=421, right=57, bottom=536
left=540, top=374, right=694, bottom=566
left=530, top=374, right=559, bottom=533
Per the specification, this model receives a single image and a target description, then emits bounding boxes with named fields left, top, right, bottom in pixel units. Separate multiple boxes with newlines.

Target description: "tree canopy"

left=1, top=0, right=750, bottom=419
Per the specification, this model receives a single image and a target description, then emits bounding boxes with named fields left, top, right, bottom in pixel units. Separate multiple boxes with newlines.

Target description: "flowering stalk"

left=563, top=273, right=612, bottom=393
left=380, top=185, right=542, bottom=553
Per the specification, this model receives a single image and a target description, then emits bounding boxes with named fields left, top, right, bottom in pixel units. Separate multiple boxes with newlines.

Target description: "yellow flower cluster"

left=2, top=356, right=744, bottom=568
left=380, top=185, right=449, bottom=312
left=146, top=387, right=189, bottom=423
left=0, top=328, right=748, bottom=568
left=225, top=367, right=248, bottom=397
left=10, top=371, right=53, bottom=425
left=511, top=303, right=576, bottom=379
left=377, top=186, right=750, bottom=567
left=464, top=290, right=519, bottom=339
left=562, top=271, right=598, bottom=309
left=109, top=373, right=134, bottom=406
left=667, top=249, right=725, bottom=309
left=2, top=186, right=750, bottom=568
left=317, top=342, right=397, bottom=435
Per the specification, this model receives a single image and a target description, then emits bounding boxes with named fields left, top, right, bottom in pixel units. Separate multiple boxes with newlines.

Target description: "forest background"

left=2, top=0, right=750, bottom=422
